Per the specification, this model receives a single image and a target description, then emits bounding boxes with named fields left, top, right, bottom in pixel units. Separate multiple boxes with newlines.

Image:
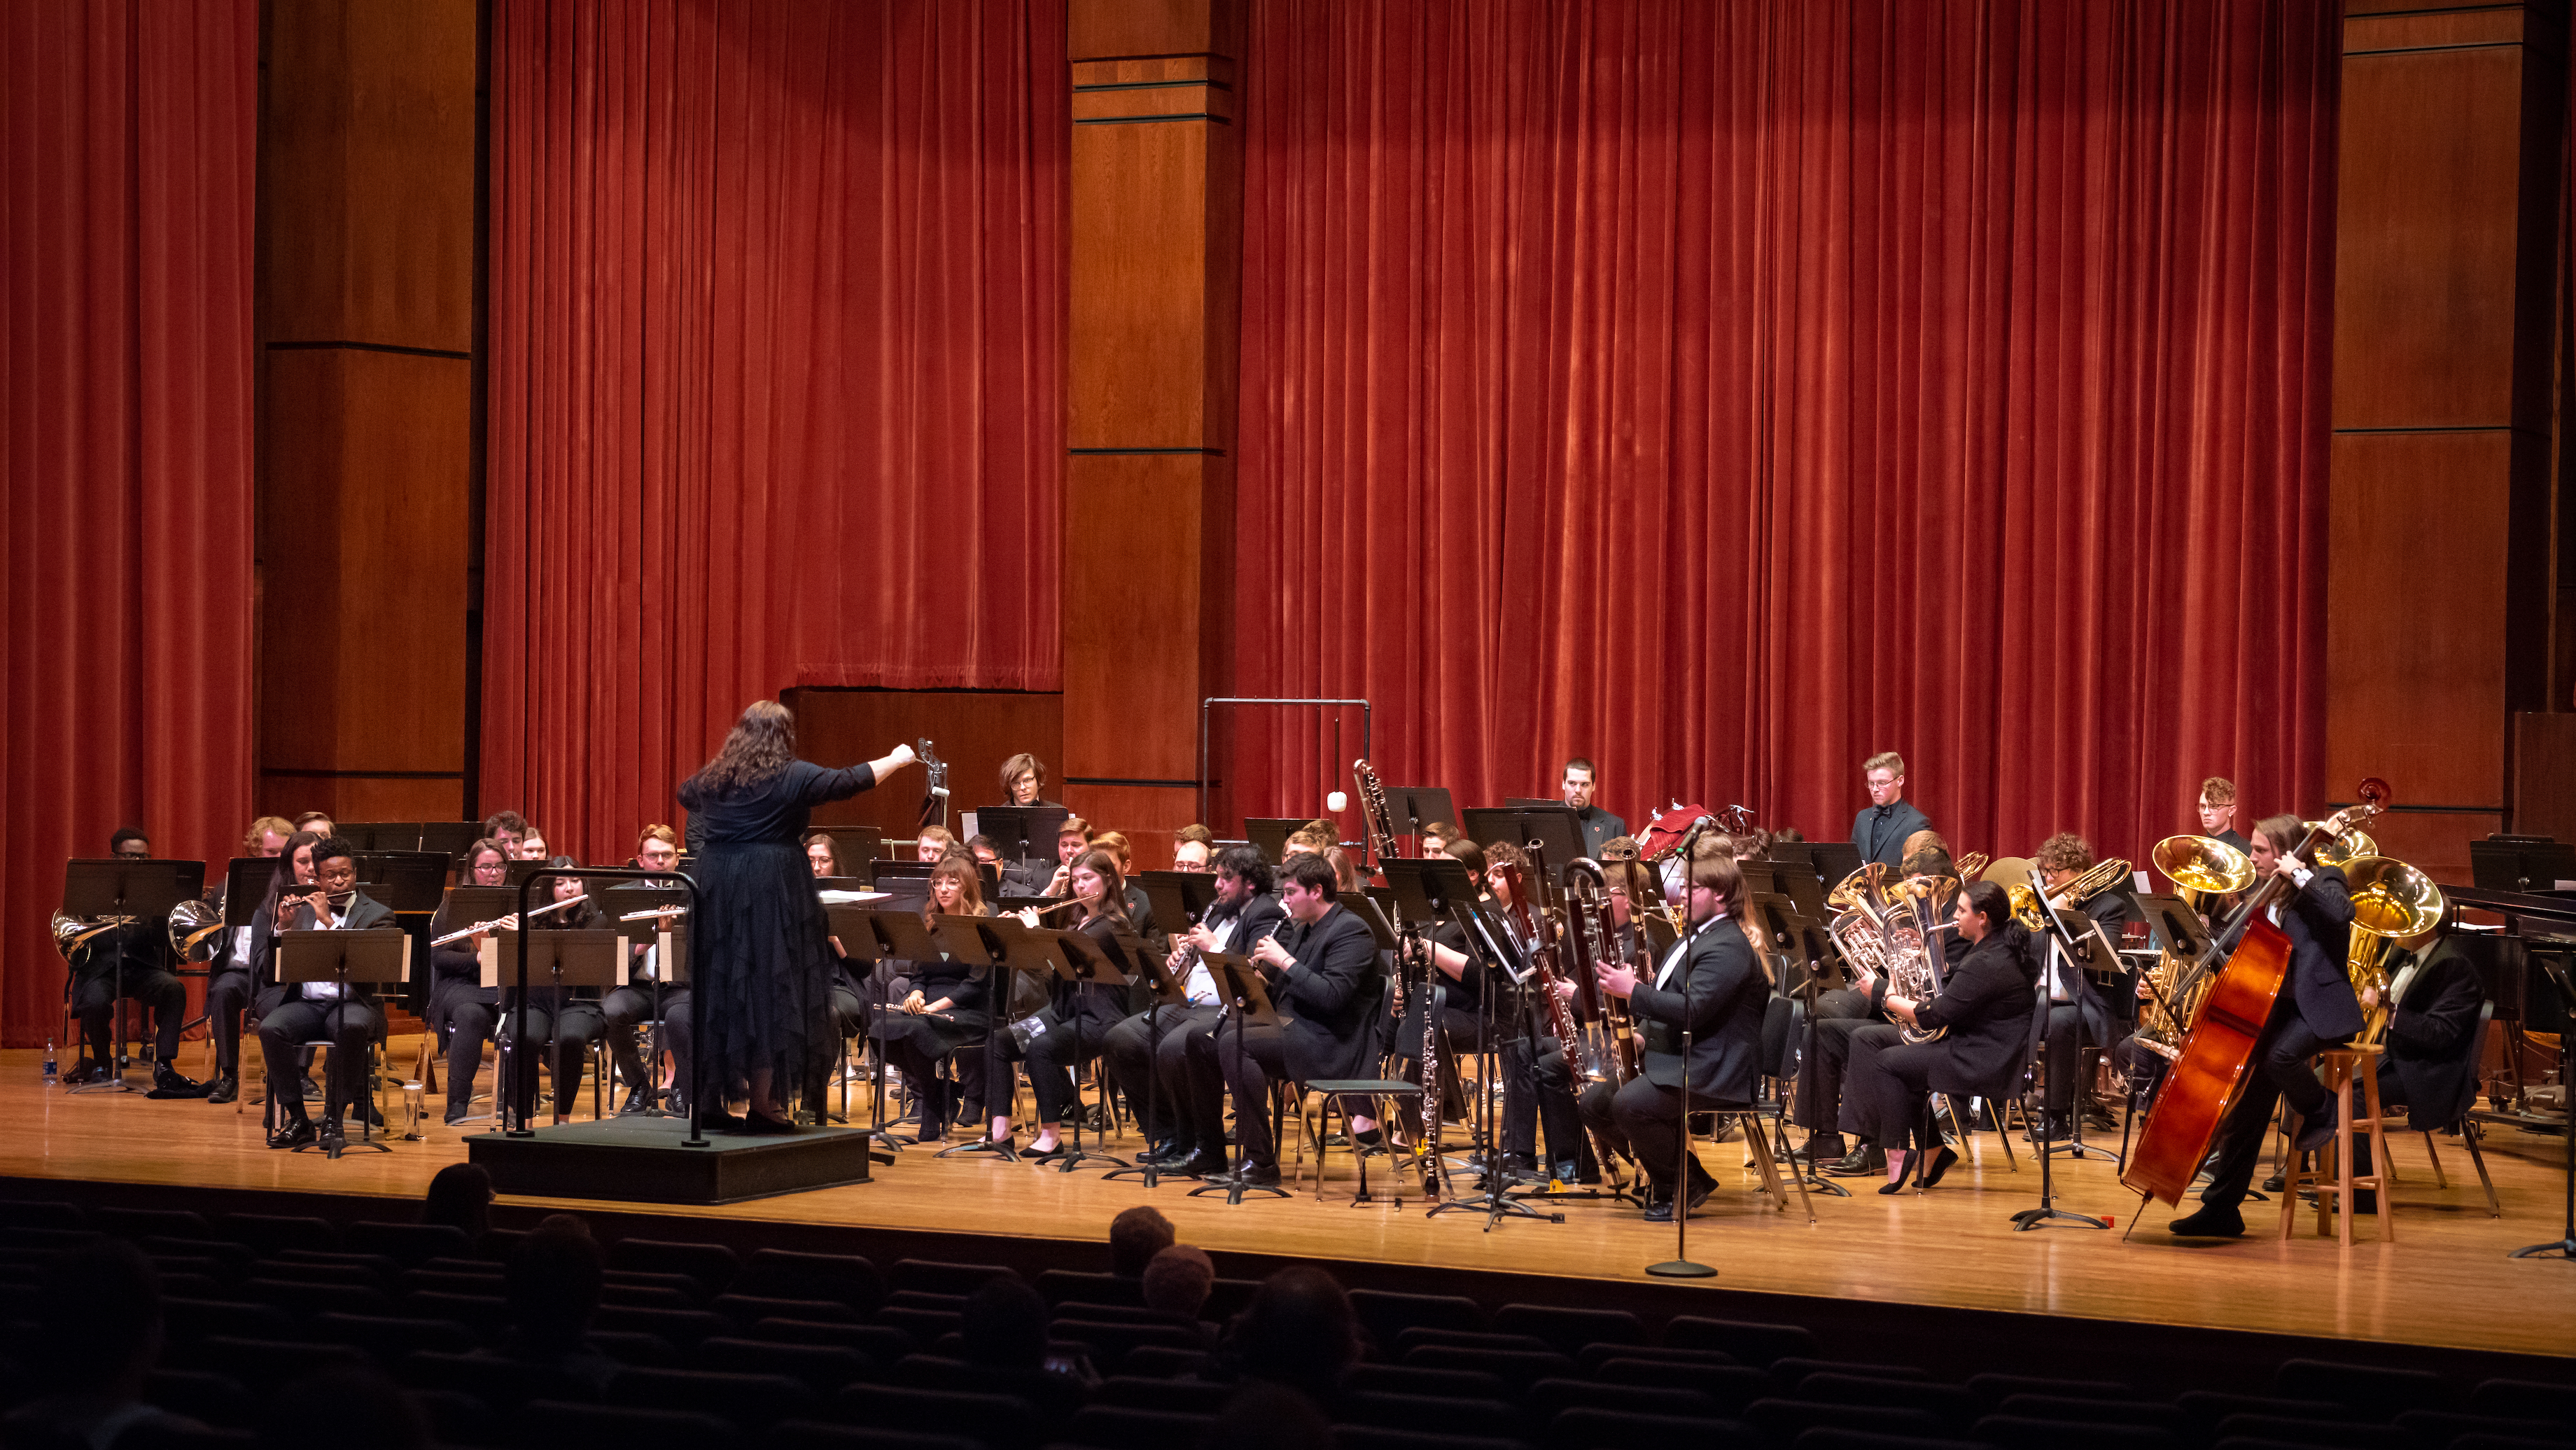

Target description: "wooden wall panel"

left=2327, top=3, right=2563, bottom=877
left=783, top=688, right=1065, bottom=858
left=256, top=348, right=470, bottom=774
left=2511, top=711, right=2576, bottom=842
left=255, top=0, right=478, bottom=828
left=260, top=0, right=475, bottom=349
left=1060, top=1, right=1245, bottom=858
left=254, top=774, right=459, bottom=826
left=2325, top=431, right=2510, bottom=807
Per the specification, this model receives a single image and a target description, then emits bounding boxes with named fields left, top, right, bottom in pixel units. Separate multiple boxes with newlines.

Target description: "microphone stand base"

left=1645, top=1258, right=1716, bottom=1279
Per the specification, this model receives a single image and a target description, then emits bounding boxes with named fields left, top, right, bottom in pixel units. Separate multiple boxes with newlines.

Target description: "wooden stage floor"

left=6, top=1050, right=2570, bottom=1363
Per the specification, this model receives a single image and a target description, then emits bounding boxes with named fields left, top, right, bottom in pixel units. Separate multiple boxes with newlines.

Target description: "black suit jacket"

left=1914, top=928, right=2040, bottom=1094
left=1851, top=800, right=1931, bottom=870
left=1630, top=916, right=1765, bottom=1106
left=2383, top=936, right=2485, bottom=1129
left=2262, top=863, right=2362, bottom=1041
left=1270, top=905, right=1382, bottom=1083
left=1573, top=806, right=1628, bottom=861
left=259, top=889, right=398, bottom=1007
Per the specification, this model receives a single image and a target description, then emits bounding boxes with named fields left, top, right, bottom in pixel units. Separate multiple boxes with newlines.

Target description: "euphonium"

left=167, top=898, right=226, bottom=965
left=2151, top=835, right=2254, bottom=918
left=1828, top=864, right=1945, bottom=1043
left=2341, top=855, right=2444, bottom=1047
left=2303, top=820, right=2379, bottom=871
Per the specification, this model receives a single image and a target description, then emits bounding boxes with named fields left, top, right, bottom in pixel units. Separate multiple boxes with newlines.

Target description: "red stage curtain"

left=0, top=1, right=257, bottom=1046
left=1228, top=0, right=2337, bottom=865
left=484, top=0, right=1066, bottom=858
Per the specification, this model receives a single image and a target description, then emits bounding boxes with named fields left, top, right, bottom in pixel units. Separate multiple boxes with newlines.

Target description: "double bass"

left=2120, top=779, right=2389, bottom=1208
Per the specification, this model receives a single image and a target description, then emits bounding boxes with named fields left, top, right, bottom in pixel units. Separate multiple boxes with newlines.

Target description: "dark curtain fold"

left=484, top=0, right=1067, bottom=856
left=0, top=0, right=257, bottom=1045
left=1226, top=0, right=2337, bottom=865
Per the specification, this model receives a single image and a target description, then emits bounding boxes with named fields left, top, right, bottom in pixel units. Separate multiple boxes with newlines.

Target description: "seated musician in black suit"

left=1579, top=854, right=1768, bottom=1219
left=2169, top=814, right=2361, bottom=1237
left=2347, top=909, right=2484, bottom=1206
left=1809, top=842, right=1970, bottom=1176
left=1844, top=879, right=2040, bottom=1192
left=257, top=837, right=395, bottom=1148
left=1103, top=846, right=1284, bottom=1172
left=62, top=828, right=198, bottom=1095
left=2029, top=832, right=2133, bottom=1140
left=1180, top=851, right=1381, bottom=1186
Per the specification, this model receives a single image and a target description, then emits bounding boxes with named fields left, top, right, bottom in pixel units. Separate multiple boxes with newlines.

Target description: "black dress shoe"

left=1137, top=1137, right=1185, bottom=1165
left=740, top=1112, right=797, bottom=1135
left=1642, top=1197, right=1678, bottom=1222
left=696, top=1106, right=743, bottom=1131
left=1682, top=1169, right=1720, bottom=1211
left=1919, top=1145, right=1961, bottom=1188
left=2260, top=1171, right=2287, bottom=1192
left=1826, top=1143, right=1883, bottom=1177
left=1230, top=1161, right=1282, bottom=1187
left=619, top=1086, right=652, bottom=1115
left=267, top=1117, right=317, bottom=1150
left=1796, top=1134, right=1847, bottom=1162
left=342, top=1102, right=384, bottom=1129
left=1177, top=1148, right=1231, bottom=1178
left=152, top=1065, right=207, bottom=1097
left=204, top=1075, right=238, bottom=1105
left=2026, top=1113, right=2071, bottom=1143
left=444, top=1102, right=473, bottom=1127
left=2166, top=1203, right=2246, bottom=1237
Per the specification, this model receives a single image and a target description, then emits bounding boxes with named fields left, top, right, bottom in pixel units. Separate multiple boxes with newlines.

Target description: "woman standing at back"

left=675, top=701, right=916, bottom=1132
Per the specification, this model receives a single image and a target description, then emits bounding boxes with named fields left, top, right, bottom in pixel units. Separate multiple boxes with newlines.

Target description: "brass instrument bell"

left=2303, top=820, right=2379, bottom=870
left=2341, top=854, right=2444, bottom=1046
left=2152, top=835, right=2254, bottom=916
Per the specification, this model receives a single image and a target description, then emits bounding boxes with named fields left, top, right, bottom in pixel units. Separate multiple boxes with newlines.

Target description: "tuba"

left=2342, top=856, right=2444, bottom=1047
left=2136, top=835, right=2259, bottom=1055
left=1827, top=863, right=1945, bottom=1043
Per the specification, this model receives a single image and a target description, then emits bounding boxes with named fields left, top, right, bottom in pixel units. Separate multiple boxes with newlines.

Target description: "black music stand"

left=517, top=868, right=700, bottom=1142
left=419, top=821, right=481, bottom=856
left=1100, top=934, right=1192, bottom=1188
left=1809, top=841, right=1864, bottom=889
left=2034, top=907, right=2124, bottom=1166
left=1030, top=926, right=1138, bottom=1173
left=1739, top=864, right=1851, bottom=1199
left=979, top=806, right=1071, bottom=866
left=869, top=860, right=937, bottom=913
left=1382, top=786, right=1458, bottom=841
left=59, top=858, right=204, bottom=1093
left=363, top=852, right=449, bottom=1017
left=274, top=927, right=408, bottom=1157
left=933, top=914, right=1030, bottom=1162
left=603, top=887, right=691, bottom=1118
left=1385, top=858, right=1561, bottom=1229
left=479, top=929, right=622, bottom=1131
left=1188, top=952, right=1296, bottom=1205
left=2472, top=838, right=2576, bottom=894
left=2508, top=956, right=2576, bottom=1260
left=1245, top=818, right=1308, bottom=865
left=2010, top=902, right=2109, bottom=1232
left=822, top=906, right=898, bottom=1145
left=1461, top=808, right=1586, bottom=884
left=1137, top=870, right=1222, bottom=940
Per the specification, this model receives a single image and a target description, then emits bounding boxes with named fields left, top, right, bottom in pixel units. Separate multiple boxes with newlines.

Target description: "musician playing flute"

left=431, top=839, right=512, bottom=1125
left=257, top=837, right=395, bottom=1149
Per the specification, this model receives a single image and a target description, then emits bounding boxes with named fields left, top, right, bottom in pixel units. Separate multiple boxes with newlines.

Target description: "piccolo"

left=431, top=894, right=584, bottom=947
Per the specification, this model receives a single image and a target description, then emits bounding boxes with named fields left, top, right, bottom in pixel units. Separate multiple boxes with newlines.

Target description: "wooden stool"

left=2279, top=1045, right=2393, bottom=1247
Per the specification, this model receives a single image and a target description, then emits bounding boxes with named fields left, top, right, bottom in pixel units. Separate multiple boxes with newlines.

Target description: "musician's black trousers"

left=1842, top=1022, right=1945, bottom=1150
left=448, top=999, right=605, bottom=1118
left=601, top=987, right=692, bottom=1099
left=2040, top=997, right=2115, bottom=1115
left=1502, top=1034, right=1583, bottom=1169
left=1795, top=987, right=1875, bottom=1136
left=1576, top=1076, right=1703, bottom=1195
left=255, top=997, right=385, bottom=1122
left=206, top=968, right=255, bottom=1075
left=1102, top=1003, right=1222, bottom=1145
left=2199, top=1007, right=2338, bottom=1211
left=73, top=967, right=185, bottom=1064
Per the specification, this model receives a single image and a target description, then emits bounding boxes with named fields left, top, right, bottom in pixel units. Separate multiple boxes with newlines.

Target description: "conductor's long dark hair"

left=687, top=700, right=797, bottom=798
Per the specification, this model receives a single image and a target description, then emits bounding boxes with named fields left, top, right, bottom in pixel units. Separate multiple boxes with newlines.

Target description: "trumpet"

left=433, top=894, right=584, bottom=946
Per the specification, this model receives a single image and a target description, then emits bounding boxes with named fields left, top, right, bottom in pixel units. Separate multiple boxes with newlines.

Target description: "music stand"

left=1382, top=786, right=1458, bottom=839
left=419, top=821, right=481, bottom=856
left=274, top=927, right=407, bottom=1156
left=1137, top=870, right=1222, bottom=941
left=1245, top=818, right=1308, bottom=864
left=59, top=858, right=204, bottom=1093
left=1188, top=952, right=1296, bottom=1205
left=476, top=929, right=622, bottom=1130
left=1030, top=926, right=1137, bottom=1173
left=2010, top=900, right=2109, bottom=1232
left=516, top=867, right=700, bottom=1141
left=331, top=823, right=393, bottom=851
left=979, top=806, right=1072, bottom=865
left=1462, top=808, right=1587, bottom=884
left=1100, top=933, right=1193, bottom=1187
left=933, top=914, right=1030, bottom=1162
left=2472, top=838, right=2576, bottom=893
left=1808, top=841, right=1864, bottom=888
left=1749, top=867, right=1851, bottom=1199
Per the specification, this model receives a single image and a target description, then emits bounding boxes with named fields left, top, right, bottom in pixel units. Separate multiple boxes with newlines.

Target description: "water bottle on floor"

left=43, top=1040, right=57, bottom=1085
